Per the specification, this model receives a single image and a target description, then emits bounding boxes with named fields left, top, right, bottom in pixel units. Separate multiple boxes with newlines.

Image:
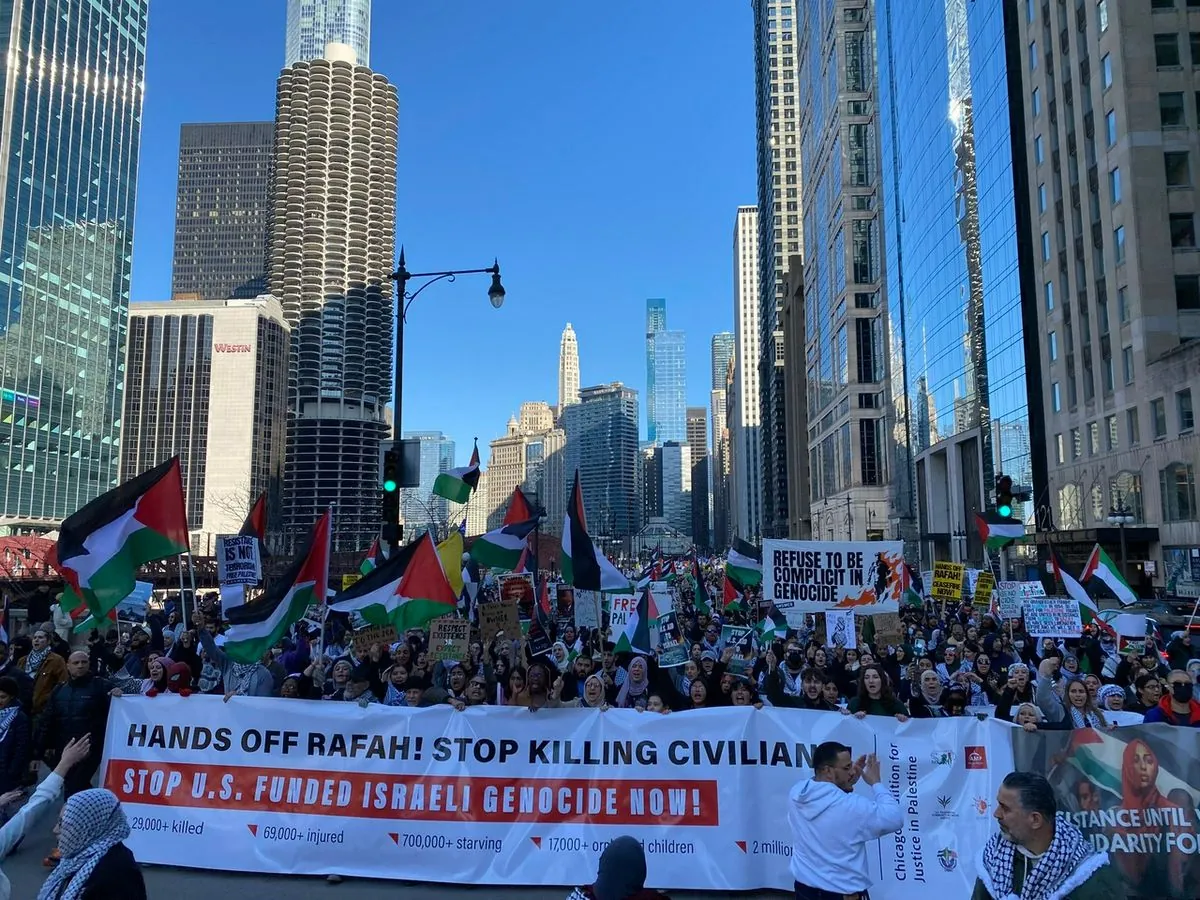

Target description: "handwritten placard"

left=1023, top=597, right=1084, bottom=637
left=429, top=616, right=470, bottom=662
left=931, top=561, right=966, bottom=601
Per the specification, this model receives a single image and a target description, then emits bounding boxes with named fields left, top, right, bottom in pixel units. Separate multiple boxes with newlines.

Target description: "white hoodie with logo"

left=788, top=777, right=904, bottom=893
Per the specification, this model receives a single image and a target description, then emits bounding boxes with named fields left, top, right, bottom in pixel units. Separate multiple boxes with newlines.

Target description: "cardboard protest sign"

left=1023, top=597, right=1084, bottom=637
left=931, top=561, right=966, bottom=601
left=996, top=580, right=1044, bottom=619
left=762, top=539, right=904, bottom=614
left=352, top=624, right=398, bottom=653
left=216, top=535, right=261, bottom=586
left=973, top=572, right=996, bottom=609
left=871, top=612, right=903, bottom=649
left=655, top=611, right=688, bottom=667
left=574, top=590, right=601, bottom=630
left=824, top=608, right=856, bottom=649
left=429, top=616, right=470, bottom=662
left=479, top=600, right=520, bottom=648
left=498, top=573, right=535, bottom=620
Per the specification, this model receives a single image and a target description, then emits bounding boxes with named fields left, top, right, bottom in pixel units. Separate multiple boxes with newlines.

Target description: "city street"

left=3, top=815, right=783, bottom=899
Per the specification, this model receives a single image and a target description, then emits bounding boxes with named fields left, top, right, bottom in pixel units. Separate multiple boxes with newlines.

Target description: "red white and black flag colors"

left=239, top=491, right=269, bottom=556
left=332, top=531, right=457, bottom=633
left=53, top=457, right=190, bottom=625
left=561, top=470, right=629, bottom=592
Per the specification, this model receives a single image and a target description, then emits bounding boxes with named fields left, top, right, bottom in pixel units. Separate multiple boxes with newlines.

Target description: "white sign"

left=824, top=608, right=857, bottom=649
left=574, top=590, right=601, bottom=630
left=217, top=535, right=261, bottom=586
left=608, top=593, right=637, bottom=633
left=1024, top=597, right=1084, bottom=637
left=996, top=581, right=1045, bottom=620
left=763, top=540, right=905, bottom=614
left=116, top=581, right=153, bottom=618
left=101, top=696, right=1013, bottom=895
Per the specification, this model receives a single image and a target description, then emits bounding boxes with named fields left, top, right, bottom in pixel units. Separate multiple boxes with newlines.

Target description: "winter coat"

left=33, top=674, right=114, bottom=760
left=17, top=652, right=67, bottom=715
left=65, top=843, right=147, bottom=899
left=0, top=708, right=29, bottom=794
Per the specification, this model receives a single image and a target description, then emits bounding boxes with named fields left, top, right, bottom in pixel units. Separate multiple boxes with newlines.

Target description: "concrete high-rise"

left=484, top=403, right=564, bottom=532
left=269, top=43, right=398, bottom=552
left=0, top=0, right=148, bottom=526
left=285, top=0, right=371, bottom=68
left=752, top=0, right=800, bottom=539
left=686, top=406, right=709, bottom=548
left=558, top=323, right=580, bottom=414
left=649, top=330, right=687, bottom=444
left=709, top=332, right=734, bottom=547
left=563, top=383, right=641, bottom=544
left=400, top=431, right=455, bottom=540
left=731, top=206, right=763, bottom=541
left=121, top=297, right=289, bottom=554
left=172, top=122, right=274, bottom=302
left=799, top=0, right=889, bottom=544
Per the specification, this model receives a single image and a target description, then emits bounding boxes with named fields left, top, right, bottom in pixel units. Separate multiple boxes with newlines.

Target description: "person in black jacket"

left=38, top=787, right=145, bottom=900
left=0, top=642, right=34, bottom=715
left=0, top=676, right=29, bottom=801
left=32, top=653, right=115, bottom=798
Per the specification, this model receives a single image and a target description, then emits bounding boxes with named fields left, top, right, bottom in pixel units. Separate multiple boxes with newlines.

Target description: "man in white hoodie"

left=788, top=740, right=903, bottom=900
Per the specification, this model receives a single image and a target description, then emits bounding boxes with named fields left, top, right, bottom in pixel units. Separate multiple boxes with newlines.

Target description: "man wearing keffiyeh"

left=972, top=771, right=1121, bottom=900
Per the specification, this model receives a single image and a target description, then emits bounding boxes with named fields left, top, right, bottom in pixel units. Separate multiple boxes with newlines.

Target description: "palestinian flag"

left=54, top=458, right=190, bottom=622
left=1083, top=543, right=1137, bottom=607
left=614, top=585, right=652, bottom=655
left=240, top=492, right=269, bottom=556
left=1049, top=546, right=1112, bottom=637
left=504, top=485, right=536, bottom=526
left=436, top=530, right=465, bottom=597
left=726, top=538, right=762, bottom=587
left=223, top=509, right=330, bottom=663
left=359, top=539, right=380, bottom=576
left=901, top=563, right=923, bottom=608
left=975, top=511, right=1023, bottom=551
left=561, top=470, right=629, bottom=591
left=469, top=518, right=537, bottom=571
left=433, top=440, right=481, bottom=504
left=330, top=532, right=457, bottom=631
left=723, top=573, right=745, bottom=612
left=689, top=554, right=711, bottom=615
left=757, top=614, right=783, bottom=644
left=1064, top=729, right=1200, bottom=805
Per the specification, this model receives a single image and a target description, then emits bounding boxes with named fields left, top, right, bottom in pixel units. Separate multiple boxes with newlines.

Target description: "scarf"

left=0, top=705, right=18, bottom=744
left=1067, top=704, right=1103, bottom=729
left=978, top=815, right=1107, bottom=900
left=198, top=661, right=222, bottom=693
left=36, top=789, right=130, bottom=900
left=383, top=682, right=407, bottom=706
left=225, top=662, right=260, bottom=696
left=920, top=681, right=944, bottom=706
left=781, top=666, right=803, bottom=697
left=23, top=646, right=49, bottom=676
left=616, top=660, right=650, bottom=708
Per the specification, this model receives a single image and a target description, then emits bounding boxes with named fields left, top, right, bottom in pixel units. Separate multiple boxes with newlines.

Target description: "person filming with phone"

left=787, top=740, right=903, bottom=900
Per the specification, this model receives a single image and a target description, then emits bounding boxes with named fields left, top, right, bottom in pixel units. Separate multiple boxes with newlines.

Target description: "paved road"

left=4, top=811, right=784, bottom=899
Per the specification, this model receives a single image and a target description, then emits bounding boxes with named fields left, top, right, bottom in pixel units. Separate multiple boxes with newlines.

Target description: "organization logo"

left=965, top=746, right=988, bottom=770
left=931, top=750, right=955, bottom=766
left=937, top=848, right=959, bottom=872
left=933, top=795, right=959, bottom=820
left=973, top=796, right=990, bottom=816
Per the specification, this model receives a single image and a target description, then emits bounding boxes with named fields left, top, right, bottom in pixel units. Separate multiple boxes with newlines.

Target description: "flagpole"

left=185, top=552, right=199, bottom=621
left=176, top=554, right=191, bottom=620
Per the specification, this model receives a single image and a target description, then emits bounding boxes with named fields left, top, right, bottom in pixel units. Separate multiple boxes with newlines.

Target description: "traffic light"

left=381, top=447, right=400, bottom=536
left=995, top=474, right=1014, bottom=518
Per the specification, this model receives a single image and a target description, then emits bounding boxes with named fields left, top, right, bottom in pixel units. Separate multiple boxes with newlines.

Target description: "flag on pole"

left=222, top=509, right=331, bottom=663
left=614, top=585, right=652, bottom=654
left=975, top=511, right=1024, bottom=551
left=726, top=538, right=763, bottom=587
left=503, top=486, right=536, bottom=526
left=1049, top=545, right=1114, bottom=637
left=359, top=539, right=381, bottom=576
left=436, top=530, right=465, bottom=597
left=469, top=518, right=538, bottom=571
left=561, top=470, right=629, bottom=591
left=331, top=532, right=457, bottom=632
left=723, top=574, right=745, bottom=612
left=432, top=440, right=481, bottom=504
left=1082, top=543, right=1137, bottom=607
left=53, top=457, right=190, bottom=624
left=901, top=563, right=923, bottom=608
left=689, top=553, right=711, bottom=615
left=240, top=492, right=269, bottom=557
left=757, top=613, right=783, bottom=644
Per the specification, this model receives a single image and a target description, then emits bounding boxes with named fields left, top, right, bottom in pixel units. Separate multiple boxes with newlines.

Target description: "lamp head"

left=488, top=260, right=505, bottom=309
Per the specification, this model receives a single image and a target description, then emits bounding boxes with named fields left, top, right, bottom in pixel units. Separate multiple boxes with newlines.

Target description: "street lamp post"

left=387, top=248, right=505, bottom=540
left=1106, top=500, right=1135, bottom=581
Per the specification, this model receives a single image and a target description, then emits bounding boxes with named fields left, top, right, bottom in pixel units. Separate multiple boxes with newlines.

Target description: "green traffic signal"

left=997, top=502, right=1012, bottom=517
left=383, top=478, right=398, bottom=493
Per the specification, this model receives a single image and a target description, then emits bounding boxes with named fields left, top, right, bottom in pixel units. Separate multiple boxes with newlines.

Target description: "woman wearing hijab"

left=36, top=786, right=145, bottom=900
left=616, top=657, right=652, bottom=709
left=550, top=642, right=571, bottom=674
left=321, top=659, right=354, bottom=699
left=994, top=662, right=1035, bottom=721
left=18, top=630, right=67, bottom=717
left=934, top=645, right=969, bottom=685
left=1097, top=684, right=1126, bottom=713
left=909, top=669, right=949, bottom=718
left=561, top=675, right=610, bottom=710
left=565, top=834, right=671, bottom=900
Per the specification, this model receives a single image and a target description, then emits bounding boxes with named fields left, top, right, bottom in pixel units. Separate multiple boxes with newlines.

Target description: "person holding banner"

left=1142, top=669, right=1200, bottom=727
left=845, top=664, right=909, bottom=721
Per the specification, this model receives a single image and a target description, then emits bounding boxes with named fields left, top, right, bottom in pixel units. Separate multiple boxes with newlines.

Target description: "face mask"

left=1013, top=641, right=1025, bottom=650
left=786, top=651, right=803, bottom=667
left=1172, top=682, right=1193, bottom=703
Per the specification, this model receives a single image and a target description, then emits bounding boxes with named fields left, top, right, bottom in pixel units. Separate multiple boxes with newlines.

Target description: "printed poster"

left=761, top=540, right=904, bottom=614
left=655, top=611, right=687, bottom=668
left=824, top=608, right=857, bottom=649
left=931, top=562, right=966, bottom=601
left=996, top=581, right=1045, bottom=620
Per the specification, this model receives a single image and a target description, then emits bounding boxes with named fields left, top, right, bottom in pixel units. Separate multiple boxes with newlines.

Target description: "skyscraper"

left=731, top=206, right=763, bottom=541
left=649, top=331, right=687, bottom=444
left=400, top=431, right=455, bottom=539
left=269, top=43, right=398, bottom=551
left=752, top=0, right=800, bottom=539
left=0, top=0, right=148, bottom=524
left=285, top=0, right=371, bottom=68
left=645, top=299, right=667, bottom=442
left=711, top=332, right=735, bottom=395
left=660, top=441, right=692, bottom=538
left=563, top=383, right=641, bottom=542
left=558, top=323, right=580, bottom=413
left=686, top=406, right=709, bottom=548
left=172, top=122, right=274, bottom=301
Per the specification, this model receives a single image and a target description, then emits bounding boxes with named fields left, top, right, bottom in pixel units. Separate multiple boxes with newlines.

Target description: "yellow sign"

left=974, top=571, right=996, bottom=608
left=341, top=573, right=361, bottom=591
left=931, top=561, right=966, bottom=601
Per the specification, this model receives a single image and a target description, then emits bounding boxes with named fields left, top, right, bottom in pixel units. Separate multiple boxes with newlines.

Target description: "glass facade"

left=285, top=0, right=371, bottom=68
left=710, top=332, right=734, bottom=393
left=650, top=330, right=686, bottom=444
left=879, top=0, right=1035, bottom=550
left=645, top=298, right=666, bottom=442
left=399, top=431, right=455, bottom=539
left=563, top=384, right=640, bottom=540
left=0, top=0, right=148, bottom=522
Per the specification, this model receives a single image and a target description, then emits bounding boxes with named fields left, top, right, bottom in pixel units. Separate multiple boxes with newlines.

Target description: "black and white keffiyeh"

left=978, top=814, right=1108, bottom=900
left=37, top=789, right=130, bottom=900
left=1067, top=704, right=1104, bottom=729
left=23, top=646, right=49, bottom=676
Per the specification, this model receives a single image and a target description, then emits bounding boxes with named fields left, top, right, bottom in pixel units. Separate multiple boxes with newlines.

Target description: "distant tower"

left=285, top=0, right=371, bottom=68
left=558, top=323, right=580, bottom=413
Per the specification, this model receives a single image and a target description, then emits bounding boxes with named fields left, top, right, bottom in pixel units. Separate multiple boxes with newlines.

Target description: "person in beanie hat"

left=566, top=835, right=670, bottom=900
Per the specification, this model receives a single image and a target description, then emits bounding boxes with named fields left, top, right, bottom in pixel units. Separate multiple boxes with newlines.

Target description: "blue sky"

left=133, top=2, right=754, bottom=465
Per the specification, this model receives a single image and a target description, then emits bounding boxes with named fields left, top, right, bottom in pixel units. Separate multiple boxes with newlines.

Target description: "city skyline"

left=130, top=2, right=748, bottom=466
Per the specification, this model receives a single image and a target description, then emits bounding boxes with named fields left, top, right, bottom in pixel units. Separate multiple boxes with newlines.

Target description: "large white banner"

left=101, top=697, right=1014, bottom=894
left=764, top=539, right=905, bottom=616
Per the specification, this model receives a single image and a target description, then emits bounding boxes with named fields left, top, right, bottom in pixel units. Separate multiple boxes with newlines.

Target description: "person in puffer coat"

left=32, top=653, right=115, bottom=798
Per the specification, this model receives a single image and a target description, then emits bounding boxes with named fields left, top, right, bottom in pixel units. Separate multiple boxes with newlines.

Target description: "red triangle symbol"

left=735, top=840, right=747, bottom=853
left=388, top=833, right=400, bottom=845
left=247, top=825, right=258, bottom=837
left=531, top=836, right=542, bottom=849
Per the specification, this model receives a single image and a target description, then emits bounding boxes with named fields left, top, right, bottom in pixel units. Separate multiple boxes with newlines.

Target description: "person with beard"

left=767, top=664, right=837, bottom=711
left=0, top=644, right=32, bottom=716
left=1143, top=669, right=1200, bottom=726
left=17, top=630, right=66, bottom=717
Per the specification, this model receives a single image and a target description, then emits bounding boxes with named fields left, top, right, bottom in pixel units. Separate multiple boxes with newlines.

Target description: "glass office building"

left=399, top=431, right=455, bottom=539
left=563, top=383, right=640, bottom=541
left=0, top=0, right=148, bottom=523
left=285, top=0, right=371, bottom=68
left=645, top=298, right=667, bottom=442
left=878, top=0, right=1039, bottom=563
left=649, top=331, right=687, bottom=445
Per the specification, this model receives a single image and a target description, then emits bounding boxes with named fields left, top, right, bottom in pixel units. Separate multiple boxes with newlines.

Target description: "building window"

left=1118, top=286, right=1130, bottom=323
left=1035, top=135, right=1045, bottom=165
left=1045, top=281, right=1055, bottom=310
left=1098, top=0, right=1109, bottom=30
left=1033, top=87, right=1041, bottom=116
left=859, top=419, right=882, bottom=485
left=1166, top=151, right=1191, bottom=187
left=845, top=31, right=867, bottom=92
left=1106, top=414, right=1118, bottom=450
left=1180, top=389, right=1195, bottom=431
left=1114, top=226, right=1126, bottom=264
left=1177, top=274, right=1200, bottom=310
left=1030, top=41, right=1038, bottom=71
left=1038, top=183, right=1048, bottom=213
left=1052, top=382, right=1062, bottom=412
left=1042, top=231, right=1051, bottom=260
left=1089, top=421, right=1100, bottom=456
left=1157, top=34, right=1182, bottom=68
left=1049, top=330, right=1058, bottom=361
left=1127, top=408, right=1141, bottom=445
left=1055, top=433, right=1065, bottom=464
left=1171, top=213, right=1196, bottom=248
left=1161, top=92, right=1187, bottom=128
left=1152, top=397, right=1168, bottom=438
left=1123, top=346, right=1135, bottom=384
left=1071, top=427, right=1082, bottom=459
left=1192, top=32, right=1200, bottom=64
left=1103, top=352, right=1115, bottom=394
left=1111, top=472, right=1144, bottom=521
left=1160, top=463, right=1197, bottom=522
left=1109, top=168, right=1122, bottom=204
left=1059, top=484, right=1083, bottom=529
left=1152, top=0, right=1175, bottom=7
left=1105, top=110, right=1117, bottom=146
